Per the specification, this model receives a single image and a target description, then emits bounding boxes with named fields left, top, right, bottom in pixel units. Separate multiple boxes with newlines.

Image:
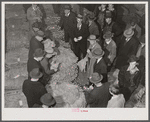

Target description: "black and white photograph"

left=1, top=1, right=149, bottom=120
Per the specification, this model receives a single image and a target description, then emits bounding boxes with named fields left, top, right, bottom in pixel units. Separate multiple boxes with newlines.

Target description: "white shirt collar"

left=106, top=39, right=112, bottom=45
left=97, top=57, right=102, bottom=63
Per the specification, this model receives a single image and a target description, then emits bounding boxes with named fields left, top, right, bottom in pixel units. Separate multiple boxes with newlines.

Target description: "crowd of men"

left=22, top=4, right=145, bottom=108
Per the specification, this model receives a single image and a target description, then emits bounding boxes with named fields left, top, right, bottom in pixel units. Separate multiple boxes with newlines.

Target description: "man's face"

left=129, top=61, right=137, bottom=70
left=64, top=9, right=70, bottom=16
left=77, top=18, right=82, bottom=23
left=106, top=18, right=112, bottom=24
left=105, top=38, right=111, bottom=43
left=89, top=40, right=95, bottom=45
left=33, top=27, right=39, bottom=32
left=101, top=4, right=106, bottom=9
left=88, top=20, right=92, bottom=25
left=32, top=4, right=37, bottom=9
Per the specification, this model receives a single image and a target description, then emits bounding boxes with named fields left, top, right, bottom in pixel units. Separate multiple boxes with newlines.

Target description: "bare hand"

left=87, top=49, right=90, bottom=53
left=74, top=38, right=78, bottom=42
left=78, top=36, right=82, bottom=40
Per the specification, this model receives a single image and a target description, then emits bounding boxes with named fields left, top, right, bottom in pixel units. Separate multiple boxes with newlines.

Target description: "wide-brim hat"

left=87, top=35, right=96, bottom=41
left=127, top=55, right=139, bottom=63
left=90, top=72, right=103, bottom=84
left=30, top=68, right=43, bottom=79
left=88, top=13, right=96, bottom=20
left=124, top=28, right=134, bottom=38
left=32, top=22, right=43, bottom=29
left=76, top=14, right=83, bottom=19
left=92, top=48, right=104, bottom=58
left=40, top=93, right=56, bottom=106
left=64, top=5, right=71, bottom=10
left=103, top=31, right=113, bottom=39
left=33, top=48, right=46, bottom=58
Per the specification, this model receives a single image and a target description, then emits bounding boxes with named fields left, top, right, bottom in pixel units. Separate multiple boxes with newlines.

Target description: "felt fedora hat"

left=124, top=28, right=134, bottom=38
left=33, top=48, right=46, bottom=58
left=64, top=5, right=71, bottom=10
left=92, top=48, right=104, bottom=58
left=90, top=72, right=103, bottom=84
left=40, top=93, right=56, bottom=106
left=87, top=35, right=97, bottom=41
left=88, top=13, right=96, bottom=20
left=30, top=68, right=43, bottom=79
left=76, top=14, right=83, bottom=19
left=103, top=31, right=113, bottom=39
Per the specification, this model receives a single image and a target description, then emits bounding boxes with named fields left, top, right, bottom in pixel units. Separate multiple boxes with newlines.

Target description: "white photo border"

left=1, top=1, right=149, bottom=120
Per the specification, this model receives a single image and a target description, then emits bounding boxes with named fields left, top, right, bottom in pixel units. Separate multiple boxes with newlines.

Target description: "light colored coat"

left=107, top=94, right=125, bottom=108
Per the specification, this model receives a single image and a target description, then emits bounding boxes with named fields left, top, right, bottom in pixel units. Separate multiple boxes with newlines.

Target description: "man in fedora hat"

left=28, top=22, right=45, bottom=59
left=58, top=5, right=76, bottom=44
left=84, top=72, right=111, bottom=107
left=87, top=13, right=100, bottom=38
left=86, top=35, right=102, bottom=57
left=22, top=68, right=47, bottom=107
left=27, top=4, right=43, bottom=30
left=103, top=31, right=116, bottom=71
left=73, top=14, right=90, bottom=61
left=115, top=28, right=139, bottom=69
left=118, top=55, right=141, bottom=101
left=32, top=93, right=56, bottom=108
left=103, top=10, right=122, bottom=45
left=27, top=48, right=52, bottom=86
left=87, top=48, right=107, bottom=84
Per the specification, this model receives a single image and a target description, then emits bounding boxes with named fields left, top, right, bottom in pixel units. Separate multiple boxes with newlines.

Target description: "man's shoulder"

left=110, top=40, right=117, bottom=47
left=27, top=7, right=32, bottom=13
left=70, top=12, right=76, bottom=17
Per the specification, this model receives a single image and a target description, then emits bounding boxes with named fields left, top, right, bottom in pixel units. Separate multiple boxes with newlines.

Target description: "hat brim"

left=92, top=51, right=104, bottom=58
left=103, top=35, right=112, bottom=39
left=33, top=51, right=46, bottom=58
left=76, top=17, right=83, bottom=19
left=90, top=75, right=103, bottom=84
left=40, top=97, right=56, bottom=106
left=87, top=39, right=96, bottom=41
left=124, top=31, right=134, bottom=38
left=30, top=72, right=43, bottom=79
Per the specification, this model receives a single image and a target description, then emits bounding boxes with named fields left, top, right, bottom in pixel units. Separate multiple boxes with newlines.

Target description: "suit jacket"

left=89, top=21, right=99, bottom=36
left=103, top=40, right=116, bottom=64
left=28, top=36, right=44, bottom=59
left=94, top=58, right=107, bottom=83
left=118, top=65, right=141, bottom=101
left=87, top=42, right=102, bottom=59
left=85, top=82, right=111, bottom=107
left=73, top=23, right=90, bottom=45
left=104, top=21, right=122, bottom=37
left=58, top=12, right=77, bottom=36
left=40, top=57, right=55, bottom=75
left=27, top=58, right=50, bottom=86
left=22, top=79, right=47, bottom=107
left=115, top=36, right=139, bottom=69
left=27, top=57, right=44, bottom=75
